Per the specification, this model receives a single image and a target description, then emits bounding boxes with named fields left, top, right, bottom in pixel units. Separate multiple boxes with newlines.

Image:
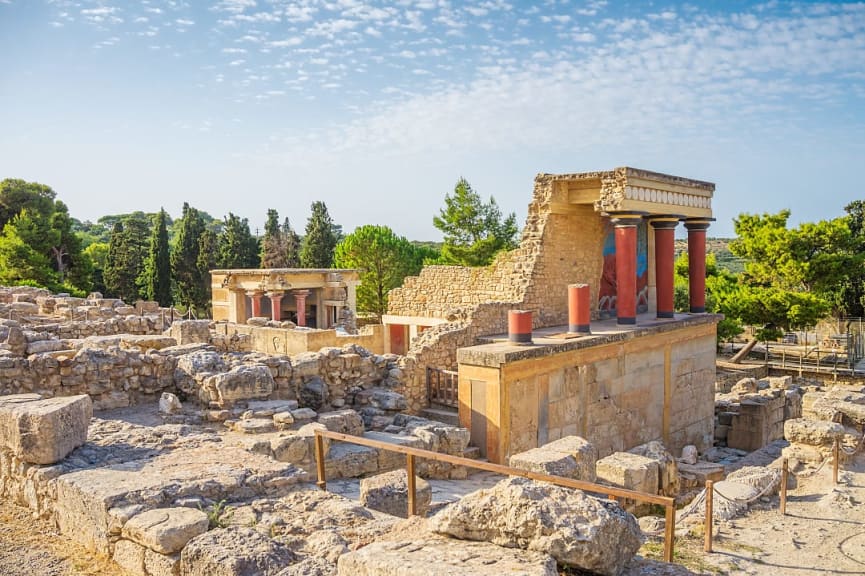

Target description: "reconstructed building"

left=211, top=268, right=360, bottom=328
left=385, top=167, right=720, bottom=463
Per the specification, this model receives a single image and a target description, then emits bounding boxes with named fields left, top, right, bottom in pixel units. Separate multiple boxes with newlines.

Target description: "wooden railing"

left=426, top=367, right=459, bottom=408
left=313, top=429, right=678, bottom=563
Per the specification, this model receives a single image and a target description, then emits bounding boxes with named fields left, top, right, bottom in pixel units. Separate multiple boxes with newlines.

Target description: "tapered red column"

left=611, top=213, right=644, bottom=325
left=248, top=291, right=263, bottom=317
left=568, top=283, right=591, bottom=333
left=650, top=217, right=680, bottom=319
left=294, top=290, right=310, bottom=327
left=267, top=292, right=283, bottom=322
left=685, top=219, right=713, bottom=313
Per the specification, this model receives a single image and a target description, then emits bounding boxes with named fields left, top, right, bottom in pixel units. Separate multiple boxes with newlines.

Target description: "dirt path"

left=0, top=502, right=124, bottom=576
left=665, top=452, right=865, bottom=575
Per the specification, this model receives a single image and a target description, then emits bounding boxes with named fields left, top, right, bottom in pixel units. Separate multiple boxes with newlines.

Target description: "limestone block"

left=541, top=436, right=598, bottom=482
left=233, top=418, right=276, bottom=434
left=145, top=548, right=181, bottom=576
left=0, top=394, right=92, bottom=464
left=429, top=477, right=642, bottom=576
left=164, top=320, right=211, bottom=345
left=273, top=411, right=295, bottom=428
left=317, top=409, right=364, bottom=437
left=324, top=443, right=378, bottom=478
left=204, top=365, right=274, bottom=406
left=368, top=389, right=407, bottom=411
left=628, top=441, right=679, bottom=497
left=26, top=339, right=68, bottom=355
left=782, top=443, right=825, bottom=465
left=159, top=393, right=183, bottom=415
left=123, top=507, right=209, bottom=554
left=362, top=431, right=425, bottom=471
left=114, top=538, right=147, bottom=576
left=120, top=335, right=178, bottom=351
left=337, top=537, right=557, bottom=576
left=509, top=448, right=580, bottom=479
left=303, top=529, right=349, bottom=563
left=296, top=423, right=331, bottom=458
left=595, top=452, right=659, bottom=496
left=180, top=527, right=296, bottom=576
left=300, top=377, right=328, bottom=411
left=680, top=445, right=698, bottom=464
left=783, top=418, right=845, bottom=446
left=277, top=557, right=337, bottom=576
left=271, top=434, right=309, bottom=463
left=360, top=469, right=431, bottom=518
left=292, top=408, right=318, bottom=422
left=247, top=399, right=298, bottom=417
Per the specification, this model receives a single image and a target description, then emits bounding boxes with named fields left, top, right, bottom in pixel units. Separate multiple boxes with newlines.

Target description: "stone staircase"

left=421, top=405, right=460, bottom=427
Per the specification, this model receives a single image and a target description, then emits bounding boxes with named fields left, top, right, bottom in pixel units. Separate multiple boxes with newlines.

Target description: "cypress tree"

left=171, top=202, right=207, bottom=313
left=300, top=201, right=337, bottom=268
left=260, top=208, right=288, bottom=268
left=218, top=213, right=259, bottom=269
left=283, top=217, right=301, bottom=267
left=141, top=208, right=172, bottom=306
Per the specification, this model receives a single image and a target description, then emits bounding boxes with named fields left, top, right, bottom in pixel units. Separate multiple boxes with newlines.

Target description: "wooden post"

left=833, top=438, right=840, bottom=485
left=780, top=458, right=788, bottom=515
left=664, top=502, right=676, bottom=563
left=406, top=453, right=417, bottom=517
left=704, top=480, right=714, bottom=552
left=315, top=433, right=327, bottom=491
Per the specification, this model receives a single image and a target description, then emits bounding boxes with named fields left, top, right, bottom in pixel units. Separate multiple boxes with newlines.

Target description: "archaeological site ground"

left=1, top=168, right=863, bottom=576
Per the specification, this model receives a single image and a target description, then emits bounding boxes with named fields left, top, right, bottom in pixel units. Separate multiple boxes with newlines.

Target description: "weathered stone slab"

left=783, top=418, right=844, bottom=446
left=324, top=443, right=378, bottom=478
left=0, top=394, right=92, bottom=464
left=317, top=409, right=364, bottom=437
left=430, top=477, right=642, bottom=576
left=123, top=507, right=209, bottom=554
left=203, top=365, right=274, bottom=406
left=180, top=527, right=295, bottom=576
left=540, top=435, right=598, bottom=482
left=337, top=537, right=557, bottom=576
left=360, top=469, right=431, bottom=518
left=595, top=452, right=659, bottom=496
left=629, top=441, right=678, bottom=497
left=509, top=448, right=580, bottom=479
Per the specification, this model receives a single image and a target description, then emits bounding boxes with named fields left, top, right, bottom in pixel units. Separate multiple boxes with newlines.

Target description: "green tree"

left=84, top=242, right=110, bottom=295
left=141, top=209, right=172, bottom=306
left=0, top=218, right=57, bottom=288
left=260, top=208, right=288, bottom=268
left=171, top=203, right=209, bottom=314
left=731, top=210, right=858, bottom=317
left=334, top=225, right=425, bottom=319
left=196, top=228, right=218, bottom=315
left=674, top=252, right=743, bottom=342
left=301, top=201, right=338, bottom=268
left=0, top=179, right=56, bottom=229
left=218, top=213, right=259, bottom=269
left=840, top=200, right=865, bottom=317
left=433, top=177, right=518, bottom=266
left=283, top=217, right=301, bottom=267
left=103, top=216, right=150, bottom=302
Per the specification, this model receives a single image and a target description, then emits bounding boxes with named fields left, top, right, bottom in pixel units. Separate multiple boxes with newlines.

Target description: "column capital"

left=684, top=217, right=715, bottom=231
left=246, top=290, right=264, bottom=298
left=265, top=291, right=285, bottom=299
left=293, top=289, right=311, bottom=297
left=648, top=215, right=683, bottom=230
left=606, top=211, right=648, bottom=227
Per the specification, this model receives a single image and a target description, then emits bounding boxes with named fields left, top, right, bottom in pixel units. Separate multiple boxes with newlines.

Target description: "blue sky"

left=1, top=1, right=863, bottom=239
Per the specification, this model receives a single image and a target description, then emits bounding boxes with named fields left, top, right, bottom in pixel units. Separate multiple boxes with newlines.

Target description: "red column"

left=685, top=219, right=712, bottom=313
left=248, top=291, right=263, bottom=317
left=568, top=283, right=591, bottom=333
left=267, top=292, right=283, bottom=322
left=294, top=290, right=310, bottom=327
left=650, top=217, right=680, bottom=319
left=508, top=310, right=533, bottom=344
left=611, top=213, right=644, bottom=325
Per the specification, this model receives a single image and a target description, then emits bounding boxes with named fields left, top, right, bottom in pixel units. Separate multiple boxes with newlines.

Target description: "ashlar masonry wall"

left=456, top=317, right=719, bottom=464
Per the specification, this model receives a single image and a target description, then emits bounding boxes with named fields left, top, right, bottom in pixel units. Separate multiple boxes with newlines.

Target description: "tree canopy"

left=433, top=177, right=518, bottom=266
left=334, top=225, right=425, bottom=319
left=301, top=201, right=338, bottom=268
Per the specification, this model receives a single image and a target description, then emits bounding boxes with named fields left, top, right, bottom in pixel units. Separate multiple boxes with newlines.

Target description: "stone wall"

left=0, top=342, right=404, bottom=414
left=457, top=317, right=719, bottom=464
left=212, top=322, right=385, bottom=356
left=387, top=174, right=606, bottom=328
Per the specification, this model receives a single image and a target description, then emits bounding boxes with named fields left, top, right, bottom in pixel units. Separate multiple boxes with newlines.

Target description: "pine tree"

left=171, top=202, right=208, bottom=313
left=300, top=201, right=337, bottom=268
left=433, top=177, right=518, bottom=266
left=283, top=217, right=301, bottom=267
left=104, top=221, right=149, bottom=302
left=141, top=208, right=172, bottom=306
left=218, top=213, right=259, bottom=269
left=260, top=208, right=288, bottom=268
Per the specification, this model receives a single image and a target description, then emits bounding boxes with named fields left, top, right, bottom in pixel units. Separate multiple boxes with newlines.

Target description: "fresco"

left=598, top=220, right=649, bottom=318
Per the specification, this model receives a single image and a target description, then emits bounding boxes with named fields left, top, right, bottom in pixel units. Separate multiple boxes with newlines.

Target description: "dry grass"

left=0, top=499, right=126, bottom=576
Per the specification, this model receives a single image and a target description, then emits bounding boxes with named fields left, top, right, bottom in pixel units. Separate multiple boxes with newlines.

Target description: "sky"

left=1, top=0, right=864, bottom=240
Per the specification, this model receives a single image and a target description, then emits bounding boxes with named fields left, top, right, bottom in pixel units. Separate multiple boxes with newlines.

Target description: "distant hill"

left=675, top=237, right=744, bottom=274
